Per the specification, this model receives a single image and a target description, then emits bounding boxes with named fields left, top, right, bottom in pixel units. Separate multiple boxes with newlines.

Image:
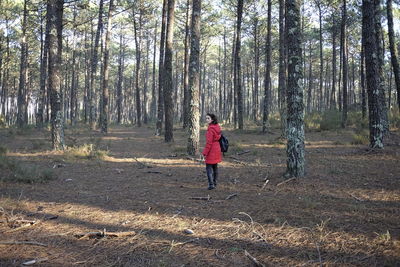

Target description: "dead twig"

left=244, top=250, right=265, bottom=267
left=74, top=230, right=136, bottom=239
left=0, top=241, right=47, bottom=247
left=276, top=177, right=297, bottom=187
left=168, top=238, right=199, bottom=253
left=261, top=179, right=270, bottom=190
left=237, top=150, right=251, bottom=155
left=189, top=195, right=211, bottom=201
left=225, top=193, right=238, bottom=200
left=349, top=193, right=365, bottom=202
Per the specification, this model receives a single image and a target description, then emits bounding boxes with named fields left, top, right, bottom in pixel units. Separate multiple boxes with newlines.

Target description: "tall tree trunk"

left=331, top=14, right=337, bottom=109
left=164, top=0, right=176, bottom=142
left=100, top=0, right=114, bottom=133
left=17, top=0, right=28, bottom=127
left=183, top=0, right=191, bottom=129
left=235, top=0, right=244, bottom=129
left=143, top=36, right=150, bottom=124
left=387, top=0, right=400, bottom=111
left=307, top=42, right=313, bottom=113
left=279, top=0, right=287, bottom=137
left=151, top=20, right=157, bottom=121
left=262, top=0, right=272, bottom=133
left=317, top=1, right=323, bottom=112
left=360, top=42, right=367, bottom=118
left=37, top=4, right=50, bottom=128
left=48, top=0, right=65, bottom=150
left=253, top=17, right=259, bottom=122
left=187, top=0, right=201, bottom=155
left=116, top=25, right=124, bottom=124
left=285, top=0, right=305, bottom=178
left=1, top=15, right=10, bottom=121
left=133, top=5, right=142, bottom=127
left=70, top=4, right=78, bottom=126
left=155, top=0, right=168, bottom=136
left=89, top=0, right=104, bottom=130
left=362, top=0, right=385, bottom=148
left=341, top=0, right=348, bottom=128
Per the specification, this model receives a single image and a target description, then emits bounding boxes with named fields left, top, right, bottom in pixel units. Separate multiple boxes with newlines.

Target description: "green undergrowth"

left=0, top=146, right=55, bottom=183
left=63, top=143, right=109, bottom=160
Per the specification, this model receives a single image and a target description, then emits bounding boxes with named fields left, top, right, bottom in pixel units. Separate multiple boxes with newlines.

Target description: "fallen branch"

left=74, top=230, right=136, bottom=239
left=231, top=159, right=249, bottom=166
left=168, top=238, right=199, bottom=253
left=186, top=157, right=203, bottom=163
left=189, top=195, right=211, bottom=201
left=237, top=150, right=251, bottom=155
left=0, top=241, right=47, bottom=247
left=225, top=193, right=238, bottom=200
left=244, top=250, right=265, bottom=267
left=22, top=258, right=48, bottom=266
left=276, top=177, right=297, bottom=187
left=261, top=179, right=270, bottom=190
left=5, top=220, right=39, bottom=233
left=146, top=171, right=162, bottom=174
left=134, top=158, right=152, bottom=168
left=349, top=193, right=365, bottom=202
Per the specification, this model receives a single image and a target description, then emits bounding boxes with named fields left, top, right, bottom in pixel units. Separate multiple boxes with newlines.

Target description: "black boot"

left=207, top=176, right=215, bottom=190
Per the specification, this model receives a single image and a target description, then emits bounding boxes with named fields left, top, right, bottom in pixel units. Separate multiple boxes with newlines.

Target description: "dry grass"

left=0, top=125, right=399, bottom=266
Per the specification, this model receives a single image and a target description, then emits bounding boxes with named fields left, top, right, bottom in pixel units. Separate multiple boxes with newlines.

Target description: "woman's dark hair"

left=206, top=113, right=218, bottom=124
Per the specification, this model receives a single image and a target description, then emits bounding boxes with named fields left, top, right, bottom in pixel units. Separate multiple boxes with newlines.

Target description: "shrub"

left=389, top=108, right=400, bottom=130
left=64, top=144, right=109, bottom=160
left=320, top=110, right=341, bottom=131
left=304, top=112, right=322, bottom=131
left=0, top=154, right=55, bottom=183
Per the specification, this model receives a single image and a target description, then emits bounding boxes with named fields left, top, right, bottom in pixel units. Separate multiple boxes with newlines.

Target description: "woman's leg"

left=206, top=164, right=215, bottom=189
left=212, top=164, right=218, bottom=186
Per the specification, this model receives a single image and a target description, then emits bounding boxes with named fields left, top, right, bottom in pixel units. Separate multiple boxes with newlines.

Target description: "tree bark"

left=133, top=4, right=143, bottom=127
left=17, top=0, right=28, bottom=127
left=279, top=0, right=287, bottom=137
left=235, top=0, right=244, bottom=129
left=187, top=0, right=201, bottom=156
left=387, top=0, right=400, bottom=111
left=48, top=0, right=65, bottom=150
left=89, top=0, right=104, bottom=130
left=155, top=0, right=168, bottom=136
left=262, top=0, right=272, bottom=133
left=341, top=0, right=348, bottom=128
left=285, top=0, right=305, bottom=178
left=330, top=13, right=337, bottom=109
left=164, top=0, right=176, bottom=142
left=183, top=0, right=191, bottom=129
left=362, top=0, right=385, bottom=148
left=116, top=25, right=124, bottom=124
left=100, top=0, right=114, bottom=133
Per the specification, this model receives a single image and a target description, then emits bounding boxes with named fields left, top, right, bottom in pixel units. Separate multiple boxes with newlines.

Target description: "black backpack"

left=219, top=134, right=229, bottom=153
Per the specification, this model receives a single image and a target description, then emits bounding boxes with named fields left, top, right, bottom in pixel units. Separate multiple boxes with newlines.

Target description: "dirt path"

left=1, top=125, right=399, bottom=266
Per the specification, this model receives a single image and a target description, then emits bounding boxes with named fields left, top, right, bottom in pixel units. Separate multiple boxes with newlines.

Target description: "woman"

left=202, top=113, right=222, bottom=190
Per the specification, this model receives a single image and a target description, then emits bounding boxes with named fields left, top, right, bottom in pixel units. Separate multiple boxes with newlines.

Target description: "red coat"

left=202, top=123, right=222, bottom=164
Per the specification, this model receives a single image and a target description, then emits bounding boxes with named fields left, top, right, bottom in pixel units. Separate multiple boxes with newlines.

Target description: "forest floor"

left=0, top=124, right=399, bottom=267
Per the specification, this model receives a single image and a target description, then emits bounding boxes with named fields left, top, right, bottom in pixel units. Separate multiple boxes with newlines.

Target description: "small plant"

left=351, top=128, right=369, bottom=145
left=304, top=112, right=322, bottom=131
left=389, top=108, right=400, bottom=130
left=0, top=153, right=55, bottom=183
left=64, top=143, right=109, bottom=160
left=375, top=230, right=391, bottom=243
